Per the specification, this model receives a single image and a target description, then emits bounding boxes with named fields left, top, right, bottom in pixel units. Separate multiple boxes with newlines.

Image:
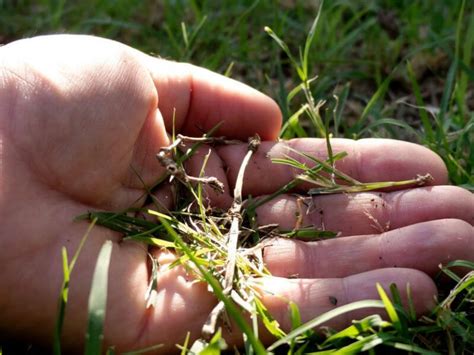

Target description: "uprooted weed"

left=69, top=125, right=435, bottom=354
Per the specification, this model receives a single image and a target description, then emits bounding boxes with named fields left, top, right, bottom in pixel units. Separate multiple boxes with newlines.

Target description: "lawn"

left=0, top=0, right=473, bottom=354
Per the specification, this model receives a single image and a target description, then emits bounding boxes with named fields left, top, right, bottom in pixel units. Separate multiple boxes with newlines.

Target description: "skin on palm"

left=0, top=35, right=472, bottom=353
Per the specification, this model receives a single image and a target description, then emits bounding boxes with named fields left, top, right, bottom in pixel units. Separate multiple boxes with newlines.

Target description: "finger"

left=259, top=268, right=437, bottom=331
left=263, top=219, right=474, bottom=278
left=255, top=185, right=474, bottom=235
left=142, top=57, right=282, bottom=140
left=218, top=138, right=448, bottom=196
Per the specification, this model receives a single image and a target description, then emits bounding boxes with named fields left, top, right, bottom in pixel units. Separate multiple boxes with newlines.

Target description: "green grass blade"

left=287, top=78, right=317, bottom=105
left=267, top=300, right=386, bottom=351
left=158, top=217, right=267, bottom=355
left=53, top=248, right=70, bottom=355
left=438, top=58, right=458, bottom=125
left=289, top=301, right=302, bottom=331
left=254, top=297, right=286, bottom=338
left=311, top=333, right=386, bottom=354
left=84, top=240, right=113, bottom=355
left=454, top=0, right=465, bottom=65
left=124, top=236, right=176, bottom=248
left=280, top=104, right=309, bottom=139
left=357, top=117, right=420, bottom=141
left=180, top=22, right=189, bottom=48
left=406, top=284, right=417, bottom=322
left=122, top=343, right=164, bottom=355
left=389, top=284, right=409, bottom=337
left=333, top=83, right=350, bottom=137
left=352, top=73, right=393, bottom=137
left=376, top=283, right=401, bottom=332
left=302, top=0, right=323, bottom=80
left=444, top=260, right=474, bottom=270
left=406, top=61, right=434, bottom=143
left=385, top=340, right=440, bottom=354
left=264, top=26, right=300, bottom=76
left=54, top=218, right=97, bottom=355
left=323, top=315, right=389, bottom=344
left=281, top=228, right=337, bottom=240
left=456, top=0, right=474, bottom=119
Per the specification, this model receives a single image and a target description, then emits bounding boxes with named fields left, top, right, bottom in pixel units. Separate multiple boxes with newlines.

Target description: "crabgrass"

left=1, top=0, right=473, bottom=354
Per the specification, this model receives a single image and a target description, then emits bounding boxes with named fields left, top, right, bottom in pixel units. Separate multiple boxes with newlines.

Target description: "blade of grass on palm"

left=308, top=175, right=431, bottom=195
left=79, top=211, right=160, bottom=235
left=158, top=217, right=267, bottom=355
left=254, top=297, right=286, bottom=338
left=247, top=178, right=302, bottom=210
left=124, top=235, right=176, bottom=248
left=323, top=315, right=389, bottom=345
left=281, top=228, right=337, bottom=240
left=286, top=148, right=359, bottom=184
left=272, top=150, right=353, bottom=187
left=85, top=240, right=113, bottom=355
left=267, top=300, right=386, bottom=351
left=54, top=218, right=97, bottom=355
left=53, top=248, right=70, bottom=355
left=251, top=152, right=349, bottom=210
left=122, top=344, right=164, bottom=355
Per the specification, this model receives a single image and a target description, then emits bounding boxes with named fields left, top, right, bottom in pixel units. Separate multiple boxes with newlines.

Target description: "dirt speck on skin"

left=329, top=296, right=338, bottom=306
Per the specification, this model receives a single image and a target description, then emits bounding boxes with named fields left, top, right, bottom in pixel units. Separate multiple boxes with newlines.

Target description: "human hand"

left=0, top=34, right=280, bottom=352
left=0, top=34, right=472, bottom=353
